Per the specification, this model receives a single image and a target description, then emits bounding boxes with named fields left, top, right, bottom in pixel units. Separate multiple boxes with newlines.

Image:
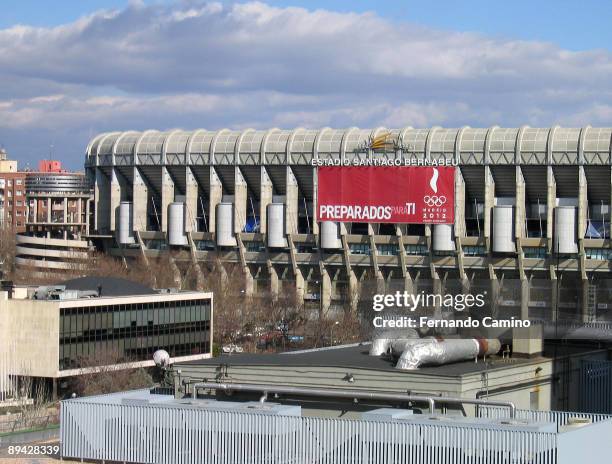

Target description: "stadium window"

left=377, top=244, right=398, bottom=256
left=405, top=244, right=428, bottom=255
left=349, top=243, right=370, bottom=255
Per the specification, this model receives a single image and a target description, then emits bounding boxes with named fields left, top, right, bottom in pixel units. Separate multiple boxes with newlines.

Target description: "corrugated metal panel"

left=478, top=405, right=612, bottom=431
left=62, top=399, right=560, bottom=464
left=580, top=360, right=612, bottom=414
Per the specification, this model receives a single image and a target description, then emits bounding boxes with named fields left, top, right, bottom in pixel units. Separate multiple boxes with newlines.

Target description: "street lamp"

left=330, top=321, right=339, bottom=346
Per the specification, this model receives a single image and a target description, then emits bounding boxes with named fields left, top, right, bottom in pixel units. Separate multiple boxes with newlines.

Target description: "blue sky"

left=1, top=1, right=612, bottom=169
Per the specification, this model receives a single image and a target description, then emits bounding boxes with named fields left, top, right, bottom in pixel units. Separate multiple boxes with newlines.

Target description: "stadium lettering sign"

left=317, top=166, right=455, bottom=224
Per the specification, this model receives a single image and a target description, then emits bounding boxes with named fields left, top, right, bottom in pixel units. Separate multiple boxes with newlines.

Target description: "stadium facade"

left=85, top=127, right=612, bottom=320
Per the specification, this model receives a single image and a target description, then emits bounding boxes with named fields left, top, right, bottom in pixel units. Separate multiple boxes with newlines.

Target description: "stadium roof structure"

left=86, top=127, right=612, bottom=166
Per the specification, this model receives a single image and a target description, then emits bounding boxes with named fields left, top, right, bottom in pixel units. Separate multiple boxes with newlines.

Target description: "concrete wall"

left=0, top=295, right=60, bottom=378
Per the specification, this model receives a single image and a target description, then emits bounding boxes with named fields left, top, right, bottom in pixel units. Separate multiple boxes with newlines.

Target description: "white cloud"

left=1, top=1, right=612, bottom=167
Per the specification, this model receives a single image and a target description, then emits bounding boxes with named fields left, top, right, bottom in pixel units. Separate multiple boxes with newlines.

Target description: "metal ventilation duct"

left=168, top=202, right=188, bottom=246
left=267, top=203, right=287, bottom=248
left=369, top=329, right=419, bottom=356
left=554, top=206, right=578, bottom=254
left=396, top=338, right=501, bottom=370
left=117, top=201, right=134, bottom=245
left=320, top=221, right=341, bottom=249
left=433, top=224, right=454, bottom=252
left=216, top=203, right=236, bottom=246
left=492, top=206, right=515, bottom=253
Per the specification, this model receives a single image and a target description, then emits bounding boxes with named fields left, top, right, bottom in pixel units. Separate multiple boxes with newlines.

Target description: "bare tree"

left=0, top=224, right=16, bottom=279
left=69, top=348, right=153, bottom=397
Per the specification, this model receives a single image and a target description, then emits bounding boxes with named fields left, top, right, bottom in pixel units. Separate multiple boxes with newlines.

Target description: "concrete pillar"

left=161, top=167, right=175, bottom=233
left=46, top=197, right=51, bottom=223
left=185, top=167, right=198, bottom=233
left=520, top=278, right=529, bottom=320
left=187, top=233, right=205, bottom=290
left=286, top=167, right=299, bottom=235
left=234, top=167, right=247, bottom=234
left=259, top=167, right=273, bottom=234
left=551, top=276, right=558, bottom=322
left=432, top=276, right=443, bottom=316
left=312, top=167, right=319, bottom=235
left=489, top=268, right=500, bottom=320
left=581, top=279, right=593, bottom=323
left=454, top=168, right=466, bottom=238
left=77, top=197, right=82, bottom=225
left=348, top=271, right=360, bottom=313
left=484, top=166, right=495, bottom=250
left=546, top=167, right=557, bottom=253
left=515, top=167, right=526, bottom=240
left=295, top=269, right=305, bottom=306
left=32, top=198, right=38, bottom=224
left=267, top=261, right=279, bottom=301
left=215, top=260, right=229, bottom=288
left=95, top=168, right=110, bottom=232
left=320, top=266, right=332, bottom=315
left=85, top=199, right=90, bottom=234
left=461, top=277, right=471, bottom=297
left=132, top=168, right=149, bottom=232
left=578, top=166, right=588, bottom=243
left=63, top=197, right=68, bottom=224
left=244, top=266, right=254, bottom=297
left=208, top=167, right=223, bottom=233
left=109, top=169, right=122, bottom=232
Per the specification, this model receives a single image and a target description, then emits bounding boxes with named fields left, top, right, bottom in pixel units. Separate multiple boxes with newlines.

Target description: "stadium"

left=85, top=126, right=612, bottom=321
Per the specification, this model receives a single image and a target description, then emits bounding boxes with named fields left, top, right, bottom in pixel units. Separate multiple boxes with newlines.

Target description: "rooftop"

left=60, top=276, right=156, bottom=297
left=178, top=343, right=550, bottom=377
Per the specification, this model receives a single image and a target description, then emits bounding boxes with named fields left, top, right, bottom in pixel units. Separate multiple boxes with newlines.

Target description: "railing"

left=62, top=402, right=560, bottom=464
left=0, top=413, right=60, bottom=435
left=478, top=406, right=612, bottom=431
left=580, top=359, right=612, bottom=413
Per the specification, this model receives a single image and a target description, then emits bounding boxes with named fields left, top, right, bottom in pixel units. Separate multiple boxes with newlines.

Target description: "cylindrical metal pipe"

left=168, top=202, right=188, bottom=246
left=369, top=329, right=419, bottom=356
left=117, top=201, right=134, bottom=244
left=267, top=203, right=287, bottom=248
left=432, top=224, right=454, bottom=252
left=554, top=206, right=578, bottom=254
left=190, top=381, right=515, bottom=417
left=216, top=202, right=236, bottom=246
left=396, top=338, right=501, bottom=371
left=492, top=206, right=515, bottom=253
left=320, top=221, right=341, bottom=249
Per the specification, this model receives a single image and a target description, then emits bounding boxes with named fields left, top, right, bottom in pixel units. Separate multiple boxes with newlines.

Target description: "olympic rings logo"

left=423, top=195, right=447, bottom=207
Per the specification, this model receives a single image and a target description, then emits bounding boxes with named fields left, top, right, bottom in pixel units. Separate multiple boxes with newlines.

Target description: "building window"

left=15, top=190, right=22, bottom=196
left=16, top=210, right=21, bottom=216
left=16, top=201, right=22, bottom=207
left=523, top=247, right=547, bottom=259
left=58, top=299, right=211, bottom=370
left=15, top=179, right=22, bottom=185
left=405, top=244, right=428, bottom=255
left=377, top=244, right=398, bottom=256
left=7, top=191, right=11, bottom=197
left=585, top=248, right=612, bottom=260
left=463, top=246, right=487, bottom=256
left=7, top=180, right=12, bottom=187
left=349, top=243, right=370, bottom=255
left=244, top=241, right=265, bottom=252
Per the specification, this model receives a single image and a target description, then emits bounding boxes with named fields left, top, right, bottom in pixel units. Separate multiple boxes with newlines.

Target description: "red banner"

left=317, top=166, right=455, bottom=224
